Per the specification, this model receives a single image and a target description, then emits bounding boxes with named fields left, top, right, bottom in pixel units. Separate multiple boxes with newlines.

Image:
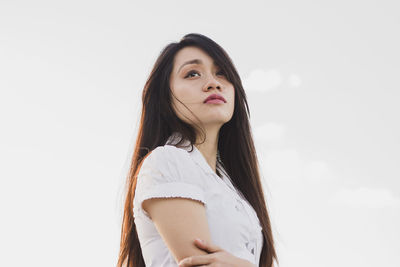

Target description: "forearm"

left=239, top=258, right=256, bottom=267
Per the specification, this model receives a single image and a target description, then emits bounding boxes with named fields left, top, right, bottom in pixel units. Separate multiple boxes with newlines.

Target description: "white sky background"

left=0, top=0, right=399, bottom=266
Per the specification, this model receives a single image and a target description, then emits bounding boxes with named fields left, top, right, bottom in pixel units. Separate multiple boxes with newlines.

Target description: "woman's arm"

left=178, top=238, right=257, bottom=267
left=142, top=197, right=213, bottom=264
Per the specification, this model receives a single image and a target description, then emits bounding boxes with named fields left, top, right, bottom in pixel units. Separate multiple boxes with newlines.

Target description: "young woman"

left=117, top=33, right=278, bottom=267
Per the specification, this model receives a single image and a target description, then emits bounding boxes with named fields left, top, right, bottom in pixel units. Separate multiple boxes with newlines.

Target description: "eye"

left=184, top=70, right=226, bottom=79
left=184, top=70, right=200, bottom=78
left=216, top=70, right=226, bottom=76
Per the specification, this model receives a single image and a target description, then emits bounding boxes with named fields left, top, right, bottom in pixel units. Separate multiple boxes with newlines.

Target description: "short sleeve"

left=133, top=145, right=207, bottom=219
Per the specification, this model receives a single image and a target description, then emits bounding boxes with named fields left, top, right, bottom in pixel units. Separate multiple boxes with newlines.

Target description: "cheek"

left=228, top=87, right=235, bottom=102
left=170, top=85, right=182, bottom=99
left=170, top=87, right=198, bottom=118
left=172, top=85, right=193, bottom=102
left=229, top=89, right=235, bottom=111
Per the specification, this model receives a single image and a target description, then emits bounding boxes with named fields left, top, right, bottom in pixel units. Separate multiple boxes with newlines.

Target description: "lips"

left=203, top=93, right=226, bottom=103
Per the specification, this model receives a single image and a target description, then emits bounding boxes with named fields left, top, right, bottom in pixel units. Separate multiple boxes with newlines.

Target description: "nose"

left=203, top=74, right=222, bottom=91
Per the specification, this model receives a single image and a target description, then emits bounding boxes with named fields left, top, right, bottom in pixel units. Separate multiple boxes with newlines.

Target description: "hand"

left=178, top=238, right=255, bottom=267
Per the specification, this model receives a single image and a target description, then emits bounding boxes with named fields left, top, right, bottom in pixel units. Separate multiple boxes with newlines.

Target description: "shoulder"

left=139, top=144, right=198, bottom=179
left=143, top=144, right=191, bottom=167
left=135, top=144, right=207, bottom=205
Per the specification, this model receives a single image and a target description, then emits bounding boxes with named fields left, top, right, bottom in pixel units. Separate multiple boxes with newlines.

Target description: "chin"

left=203, top=117, right=231, bottom=125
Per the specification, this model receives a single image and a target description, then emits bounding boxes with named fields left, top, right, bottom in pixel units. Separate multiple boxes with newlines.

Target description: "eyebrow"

left=177, top=58, right=217, bottom=73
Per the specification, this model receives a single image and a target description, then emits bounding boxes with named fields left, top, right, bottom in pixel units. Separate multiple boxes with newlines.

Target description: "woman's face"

left=169, top=46, right=235, bottom=130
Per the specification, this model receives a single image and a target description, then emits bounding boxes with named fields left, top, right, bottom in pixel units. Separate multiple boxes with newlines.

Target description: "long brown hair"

left=117, top=33, right=279, bottom=267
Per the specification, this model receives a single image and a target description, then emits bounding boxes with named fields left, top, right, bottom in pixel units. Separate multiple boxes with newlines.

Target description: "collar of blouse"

left=165, top=132, right=221, bottom=176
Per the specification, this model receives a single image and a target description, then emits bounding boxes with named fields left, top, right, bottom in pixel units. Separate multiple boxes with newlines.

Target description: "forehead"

left=173, top=46, right=216, bottom=70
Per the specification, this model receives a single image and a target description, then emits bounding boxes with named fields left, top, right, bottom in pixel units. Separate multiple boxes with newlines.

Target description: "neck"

left=194, top=126, right=220, bottom=174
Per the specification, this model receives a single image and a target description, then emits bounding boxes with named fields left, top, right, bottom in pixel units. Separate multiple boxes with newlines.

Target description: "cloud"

left=262, top=148, right=303, bottom=182
left=253, top=123, right=334, bottom=186
left=242, top=69, right=303, bottom=92
left=253, top=123, right=304, bottom=197
left=287, top=73, right=302, bottom=88
left=329, top=187, right=400, bottom=209
left=253, top=122, right=286, bottom=146
left=242, top=68, right=282, bottom=92
left=302, top=160, right=335, bottom=183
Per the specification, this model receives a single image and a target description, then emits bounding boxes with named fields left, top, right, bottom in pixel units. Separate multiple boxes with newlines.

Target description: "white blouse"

left=133, top=132, right=263, bottom=266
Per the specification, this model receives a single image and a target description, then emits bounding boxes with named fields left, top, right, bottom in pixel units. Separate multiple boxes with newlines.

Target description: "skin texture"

left=179, top=239, right=255, bottom=267
left=142, top=46, right=252, bottom=266
left=142, top=198, right=212, bottom=263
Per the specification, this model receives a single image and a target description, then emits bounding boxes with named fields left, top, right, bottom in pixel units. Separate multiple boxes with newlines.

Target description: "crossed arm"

left=142, top=197, right=255, bottom=266
left=142, top=197, right=213, bottom=262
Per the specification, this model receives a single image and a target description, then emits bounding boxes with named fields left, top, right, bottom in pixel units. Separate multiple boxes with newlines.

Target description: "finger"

left=193, top=238, right=221, bottom=253
left=178, top=254, right=212, bottom=267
